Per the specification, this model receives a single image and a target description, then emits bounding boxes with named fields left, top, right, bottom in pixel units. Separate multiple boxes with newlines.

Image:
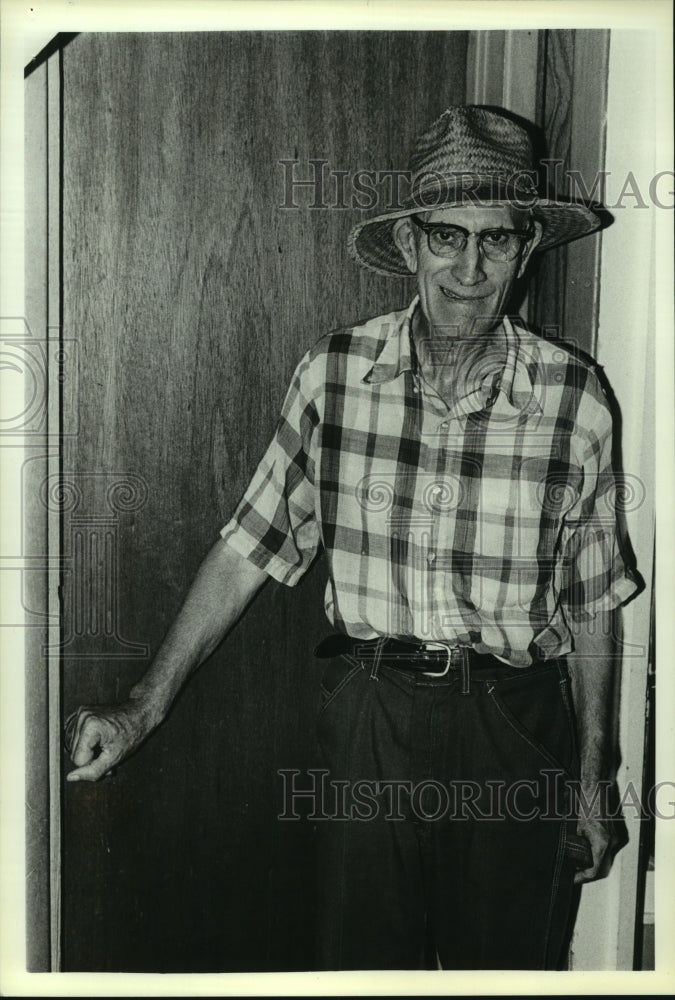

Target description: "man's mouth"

left=439, top=286, right=490, bottom=302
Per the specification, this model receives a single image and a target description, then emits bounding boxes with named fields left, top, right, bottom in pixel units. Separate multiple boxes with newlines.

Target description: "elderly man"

left=66, top=106, right=638, bottom=970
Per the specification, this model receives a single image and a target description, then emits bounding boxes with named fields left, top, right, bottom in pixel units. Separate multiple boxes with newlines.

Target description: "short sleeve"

left=558, top=390, right=640, bottom=622
left=220, top=352, right=321, bottom=586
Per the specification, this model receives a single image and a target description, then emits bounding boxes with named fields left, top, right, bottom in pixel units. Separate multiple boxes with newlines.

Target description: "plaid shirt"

left=221, top=297, right=638, bottom=666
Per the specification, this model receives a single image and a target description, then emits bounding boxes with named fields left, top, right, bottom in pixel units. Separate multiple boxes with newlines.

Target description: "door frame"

left=24, top=39, right=66, bottom=973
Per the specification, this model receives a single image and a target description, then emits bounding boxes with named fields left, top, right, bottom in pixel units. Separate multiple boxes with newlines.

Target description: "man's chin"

left=427, top=307, right=502, bottom=339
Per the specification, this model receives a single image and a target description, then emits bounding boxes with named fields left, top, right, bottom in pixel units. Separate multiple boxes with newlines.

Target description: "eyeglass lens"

left=427, top=227, right=527, bottom=262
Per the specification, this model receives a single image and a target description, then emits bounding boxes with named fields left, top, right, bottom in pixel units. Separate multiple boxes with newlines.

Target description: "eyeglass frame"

left=409, top=214, right=536, bottom=263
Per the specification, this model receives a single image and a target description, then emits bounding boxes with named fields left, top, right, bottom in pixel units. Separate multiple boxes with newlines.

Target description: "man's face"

left=394, top=204, right=542, bottom=339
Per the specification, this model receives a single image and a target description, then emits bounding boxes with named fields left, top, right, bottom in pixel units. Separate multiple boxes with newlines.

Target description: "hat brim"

left=347, top=198, right=602, bottom=277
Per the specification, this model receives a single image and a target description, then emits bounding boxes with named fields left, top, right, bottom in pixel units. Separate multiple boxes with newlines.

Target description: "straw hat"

left=347, top=106, right=602, bottom=277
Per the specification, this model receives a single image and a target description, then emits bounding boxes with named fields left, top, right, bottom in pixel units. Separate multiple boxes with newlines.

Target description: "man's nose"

left=450, top=236, right=487, bottom=285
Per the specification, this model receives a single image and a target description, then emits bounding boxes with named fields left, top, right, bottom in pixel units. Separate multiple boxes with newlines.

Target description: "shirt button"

left=427, top=551, right=436, bottom=564
left=440, top=421, right=448, bottom=430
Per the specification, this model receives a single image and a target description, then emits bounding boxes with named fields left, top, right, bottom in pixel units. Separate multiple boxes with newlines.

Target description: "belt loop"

left=460, top=647, right=471, bottom=695
left=369, top=636, right=385, bottom=681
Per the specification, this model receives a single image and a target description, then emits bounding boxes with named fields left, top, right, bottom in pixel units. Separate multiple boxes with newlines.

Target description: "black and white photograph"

left=1, top=0, right=673, bottom=993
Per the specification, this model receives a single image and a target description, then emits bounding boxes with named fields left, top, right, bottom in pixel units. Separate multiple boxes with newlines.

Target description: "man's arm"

left=566, top=608, right=621, bottom=883
left=66, top=539, right=269, bottom=782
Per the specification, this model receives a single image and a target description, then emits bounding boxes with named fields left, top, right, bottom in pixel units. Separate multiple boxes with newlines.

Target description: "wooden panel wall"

left=60, top=31, right=467, bottom=971
left=530, top=29, right=610, bottom=355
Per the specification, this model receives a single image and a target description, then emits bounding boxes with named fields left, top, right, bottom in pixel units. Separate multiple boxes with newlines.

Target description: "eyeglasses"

left=409, top=215, right=535, bottom=263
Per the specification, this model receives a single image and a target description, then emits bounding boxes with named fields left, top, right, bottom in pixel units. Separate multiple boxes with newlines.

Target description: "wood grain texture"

left=529, top=29, right=608, bottom=359
left=60, top=31, right=467, bottom=971
left=530, top=29, right=575, bottom=341
left=565, top=29, right=609, bottom=358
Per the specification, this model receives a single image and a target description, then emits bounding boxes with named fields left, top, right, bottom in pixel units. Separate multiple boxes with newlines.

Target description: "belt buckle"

left=420, top=642, right=453, bottom=678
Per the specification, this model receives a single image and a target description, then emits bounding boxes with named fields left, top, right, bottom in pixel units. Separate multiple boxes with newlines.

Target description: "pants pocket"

left=486, top=666, right=577, bottom=778
left=318, top=658, right=363, bottom=717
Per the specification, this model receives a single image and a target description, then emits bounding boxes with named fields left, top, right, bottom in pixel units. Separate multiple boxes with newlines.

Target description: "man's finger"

left=67, top=748, right=118, bottom=783
left=574, top=864, right=599, bottom=885
left=66, top=706, right=99, bottom=752
left=71, top=717, right=111, bottom=767
left=573, top=825, right=610, bottom=883
left=65, top=709, right=95, bottom=760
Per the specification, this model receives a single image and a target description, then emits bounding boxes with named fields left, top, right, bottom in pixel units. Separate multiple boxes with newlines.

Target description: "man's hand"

left=65, top=699, right=155, bottom=782
left=574, top=814, right=614, bottom=885
left=64, top=539, right=268, bottom=784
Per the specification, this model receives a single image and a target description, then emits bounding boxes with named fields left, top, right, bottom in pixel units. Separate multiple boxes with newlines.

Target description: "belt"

left=315, top=634, right=484, bottom=678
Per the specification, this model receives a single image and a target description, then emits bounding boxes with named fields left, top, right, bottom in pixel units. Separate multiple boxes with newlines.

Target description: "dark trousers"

left=314, top=655, right=581, bottom=970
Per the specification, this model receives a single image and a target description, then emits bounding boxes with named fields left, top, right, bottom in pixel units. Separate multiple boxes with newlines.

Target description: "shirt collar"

left=481, top=315, right=543, bottom=417
left=501, top=316, right=543, bottom=413
left=362, top=296, right=541, bottom=416
left=362, top=296, right=417, bottom=386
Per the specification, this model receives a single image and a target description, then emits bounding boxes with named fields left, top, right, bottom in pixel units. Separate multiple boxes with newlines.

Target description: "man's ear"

left=393, top=217, right=418, bottom=274
left=517, top=219, right=544, bottom=278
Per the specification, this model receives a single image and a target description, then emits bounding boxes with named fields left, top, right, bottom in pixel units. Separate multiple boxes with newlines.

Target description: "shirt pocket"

left=470, top=458, right=581, bottom=612
left=477, top=457, right=581, bottom=551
